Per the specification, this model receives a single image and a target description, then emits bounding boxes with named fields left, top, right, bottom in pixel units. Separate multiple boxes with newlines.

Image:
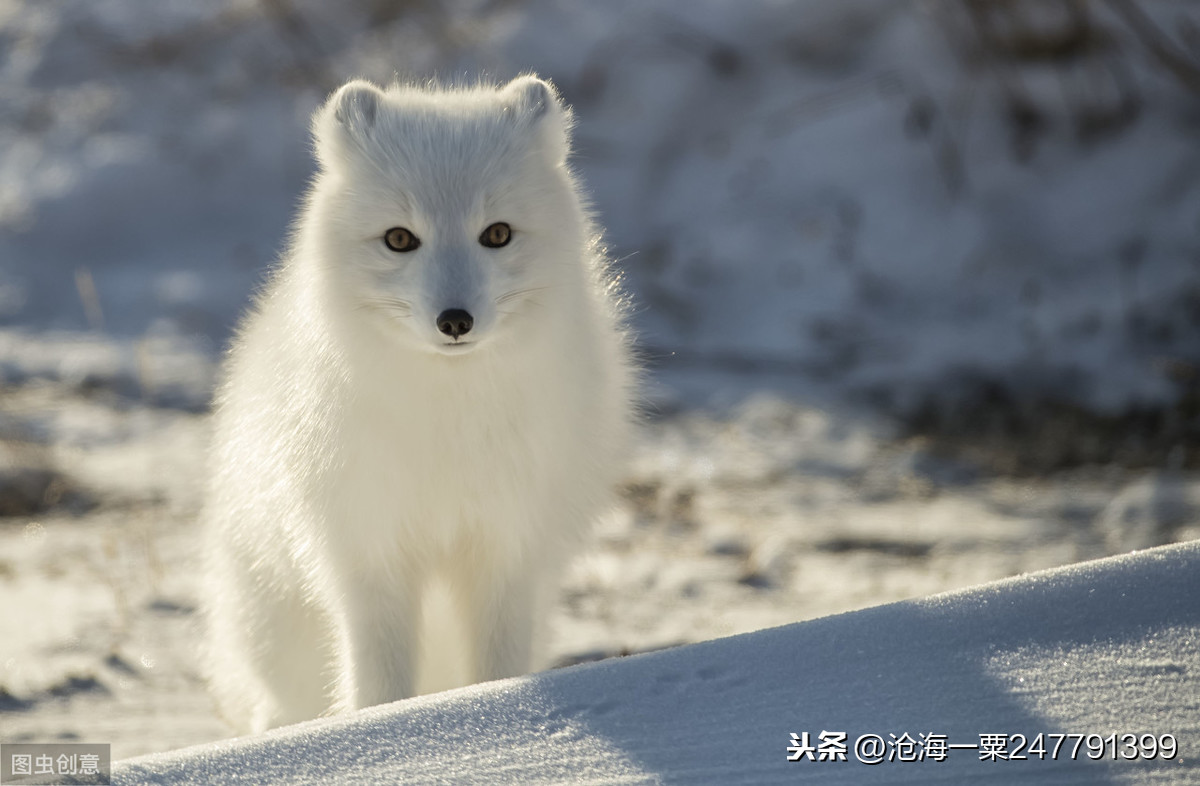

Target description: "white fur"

left=202, top=76, right=633, bottom=733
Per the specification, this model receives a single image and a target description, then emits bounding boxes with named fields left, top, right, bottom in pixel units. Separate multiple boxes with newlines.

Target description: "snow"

left=116, top=541, right=1200, bottom=784
left=2, top=0, right=1199, bottom=776
left=1, top=0, right=1197, bottom=412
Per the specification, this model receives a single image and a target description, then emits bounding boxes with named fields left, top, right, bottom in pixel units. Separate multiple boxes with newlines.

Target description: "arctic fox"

left=202, top=75, right=633, bottom=733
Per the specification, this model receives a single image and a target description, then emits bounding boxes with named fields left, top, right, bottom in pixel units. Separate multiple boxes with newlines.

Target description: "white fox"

left=202, top=76, right=634, bottom=733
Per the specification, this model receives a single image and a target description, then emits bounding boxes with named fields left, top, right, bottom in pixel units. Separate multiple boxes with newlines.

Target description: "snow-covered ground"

left=2, top=355, right=1197, bottom=762
left=2, top=0, right=1199, bottom=773
left=116, top=541, right=1200, bottom=784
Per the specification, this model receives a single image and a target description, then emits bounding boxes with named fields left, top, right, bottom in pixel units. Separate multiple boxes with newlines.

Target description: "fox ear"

left=313, top=79, right=385, bottom=167
left=502, top=75, right=572, bottom=166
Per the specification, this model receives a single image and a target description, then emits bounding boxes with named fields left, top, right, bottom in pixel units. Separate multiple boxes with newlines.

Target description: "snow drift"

left=117, top=540, right=1200, bottom=784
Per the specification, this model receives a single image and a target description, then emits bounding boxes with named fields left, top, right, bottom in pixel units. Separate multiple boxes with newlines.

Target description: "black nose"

left=436, top=308, right=474, bottom=339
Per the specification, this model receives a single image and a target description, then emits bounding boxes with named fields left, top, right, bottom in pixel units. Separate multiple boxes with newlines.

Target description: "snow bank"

left=117, top=540, right=1200, bottom=784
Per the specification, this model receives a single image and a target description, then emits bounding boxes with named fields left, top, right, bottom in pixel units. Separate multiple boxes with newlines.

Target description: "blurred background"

left=1, top=0, right=1199, bottom=759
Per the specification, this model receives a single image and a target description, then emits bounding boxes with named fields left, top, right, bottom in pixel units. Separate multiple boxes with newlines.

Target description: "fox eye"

left=480, top=222, right=512, bottom=249
left=383, top=227, right=420, bottom=252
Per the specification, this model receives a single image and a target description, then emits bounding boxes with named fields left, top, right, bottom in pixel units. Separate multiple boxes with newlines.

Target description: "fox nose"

left=436, top=308, right=474, bottom=339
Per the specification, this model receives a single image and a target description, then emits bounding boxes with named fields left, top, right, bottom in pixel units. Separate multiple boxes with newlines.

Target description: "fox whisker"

left=495, top=286, right=549, bottom=305
left=358, top=297, right=413, bottom=317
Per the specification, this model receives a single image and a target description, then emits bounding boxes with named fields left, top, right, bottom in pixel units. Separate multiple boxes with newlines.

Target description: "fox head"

left=305, top=76, right=587, bottom=356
